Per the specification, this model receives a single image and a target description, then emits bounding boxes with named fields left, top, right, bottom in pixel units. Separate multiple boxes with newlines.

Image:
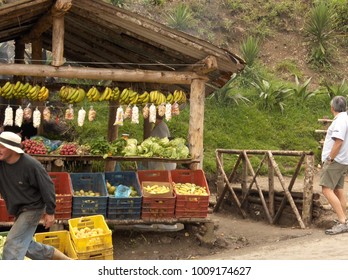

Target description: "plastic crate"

left=0, top=199, right=14, bottom=222
left=141, top=181, right=175, bottom=220
left=70, top=173, right=108, bottom=218
left=170, top=169, right=210, bottom=218
left=48, top=172, right=73, bottom=219
left=76, top=247, right=113, bottom=260
left=137, top=170, right=172, bottom=185
left=68, top=215, right=112, bottom=253
left=104, top=171, right=142, bottom=220
left=34, top=230, right=78, bottom=260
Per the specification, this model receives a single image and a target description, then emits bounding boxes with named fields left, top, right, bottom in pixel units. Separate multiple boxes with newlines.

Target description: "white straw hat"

left=0, top=131, right=24, bottom=154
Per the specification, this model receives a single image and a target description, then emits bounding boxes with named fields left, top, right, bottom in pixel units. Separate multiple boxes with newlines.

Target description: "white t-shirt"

left=321, top=111, right=348, bottom=164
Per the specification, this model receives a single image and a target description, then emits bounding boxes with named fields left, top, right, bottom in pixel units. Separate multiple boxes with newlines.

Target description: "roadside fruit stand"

left=0, top=0, right=244, bottom=259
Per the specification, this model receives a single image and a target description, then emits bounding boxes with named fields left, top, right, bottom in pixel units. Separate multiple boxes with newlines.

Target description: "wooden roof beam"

left=20, top=0, right=72, bottom=44
left=179, top=55, right=218, bottom=75
left=0, top=63, right=208, bottom=84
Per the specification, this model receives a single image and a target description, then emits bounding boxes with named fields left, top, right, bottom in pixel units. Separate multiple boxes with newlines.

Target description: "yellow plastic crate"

left=76, top=246, right=114, bottom=260
left=34, top=230, right=78, bottom=260
left=68, top=215, right=112, bottom=253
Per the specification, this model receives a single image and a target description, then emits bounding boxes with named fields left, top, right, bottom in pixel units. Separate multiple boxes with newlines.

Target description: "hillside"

left=121, top=0, right=348, bottom=87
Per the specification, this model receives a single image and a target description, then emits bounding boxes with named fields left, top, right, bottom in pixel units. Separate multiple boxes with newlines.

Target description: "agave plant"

left=167, top=3, right=193, bottom=30
left=305, top=2, right=336, bottom=66
left=292, top=75, right=316, bottom=103
left=251, top=79, right=293, bottom=113
left=321, top=79, right=348, bottom=99
left=210, top=73, right=250, bottom=106
left=240, top=36, right=260, bottom=67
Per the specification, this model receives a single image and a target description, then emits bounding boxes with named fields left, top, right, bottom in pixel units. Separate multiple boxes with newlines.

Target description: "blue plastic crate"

left=70, top=173, right=108, bottom=218
left=104, top=171, right=142, bottom=220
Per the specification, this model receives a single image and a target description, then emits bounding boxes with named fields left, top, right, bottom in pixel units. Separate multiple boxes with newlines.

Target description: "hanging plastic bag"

left=23, top=104, right=32, bottom=122
left=43, top=106, right=51, bottom=122
left=77, top=107, right=86, bottom=127
left=142, top=104, right=149, bottom=119
left=131, top=105, right=139, bottom=124
left=113, top=106, right=124, bottom=126
left=15, top=106, right=24, bottom=127
left=3, top=105, right=13, bottom=126
left=149, top=103, right=156, bottom=123
left=33, top=107, right=41, bottom=128
left=88, top=106, right=96, bottom=122
left=65, top=104, right=74, bottom=120
left=165, top=103, right=172, bottom=121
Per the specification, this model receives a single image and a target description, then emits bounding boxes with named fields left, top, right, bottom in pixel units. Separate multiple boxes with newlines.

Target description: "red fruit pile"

left=21, top=139, right=48, bottom=155
left=59, top=143, right=78, bottom=155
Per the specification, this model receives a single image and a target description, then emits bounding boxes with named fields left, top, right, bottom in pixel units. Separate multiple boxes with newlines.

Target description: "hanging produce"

left=149, top=103, right=156, bottom=123
left=65, top=105, right=74, bottom=120
left=43, top=106, right=51, bottom=122
left=165, top=103, right=172, bottom=121
left=15, top=106, right=24, bottom=127
left=142, top=104, right=149, bottom=119
left=158, top=103, right=165, bottom=117
left=171, top=102, right=180, bottom=116
left=124, top=105, right=132, bottom=119
left=131, top=105, right=139, bottom=124
left=88, top=106, right=96, bottom=121
left=113, top=106, right=124, bottom=126
left=23, top=104, right=32, bottom=121
left=77, top=107, right=86, bottom=127
left=33, top=107, right=41, bottom=128
left=3, top=106, right=13, bottom=126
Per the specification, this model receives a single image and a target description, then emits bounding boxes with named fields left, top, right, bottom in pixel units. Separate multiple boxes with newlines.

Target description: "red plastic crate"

left=48, top=172, right=73, bottom=220
left=170, top=169, right=210, bottom=218
left=141, top=181, right=176, bottom=220
left=137, top=170, right=172, bottom=185
left=0, top=199, right=14, bottom=222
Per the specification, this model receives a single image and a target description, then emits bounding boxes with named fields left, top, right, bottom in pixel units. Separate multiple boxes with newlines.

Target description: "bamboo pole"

left=302, top=154, right=314, bottom=226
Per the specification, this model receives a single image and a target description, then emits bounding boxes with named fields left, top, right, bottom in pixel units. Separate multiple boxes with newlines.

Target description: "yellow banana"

left=75, top=88, right=86, bottom=103
left=2, top=81, right=11, bottom=92
left=111, top=87, right=120, bottom=101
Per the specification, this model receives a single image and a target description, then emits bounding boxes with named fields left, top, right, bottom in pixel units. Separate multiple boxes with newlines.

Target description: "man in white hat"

left=0, top=131, right=70, bottom=260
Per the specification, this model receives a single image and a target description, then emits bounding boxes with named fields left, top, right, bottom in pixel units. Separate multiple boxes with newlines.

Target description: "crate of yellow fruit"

left=68, top=215, right=112, bottom=253
left=141, top=181, right=175, bottom=220
left=171, top=169, right=210, bottom=218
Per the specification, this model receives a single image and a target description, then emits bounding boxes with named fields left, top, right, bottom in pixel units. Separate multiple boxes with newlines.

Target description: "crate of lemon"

left=141, top=182, right=176, bottom=220
left=68, top=215, right=113, bottom=260
left=171, top=169, right=210, bottom=218
left=104, top=171, right=142, bottom=220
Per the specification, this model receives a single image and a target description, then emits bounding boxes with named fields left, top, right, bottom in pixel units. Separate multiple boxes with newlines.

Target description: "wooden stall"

left=0, top=0, right=244, bottom=239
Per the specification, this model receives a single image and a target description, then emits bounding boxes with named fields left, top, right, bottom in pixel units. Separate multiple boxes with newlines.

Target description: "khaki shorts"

left=320, top=160, right=348, bottom=190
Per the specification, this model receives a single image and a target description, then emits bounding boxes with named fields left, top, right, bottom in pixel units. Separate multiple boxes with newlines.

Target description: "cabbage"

left=122, top=143, right=138, bottom=156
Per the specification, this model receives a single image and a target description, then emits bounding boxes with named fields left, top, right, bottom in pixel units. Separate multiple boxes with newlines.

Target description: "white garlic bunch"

left=149, top=103, right=156, bottom=123
left=4, top=106, right=13, bottom=126
left=165, top=103, right=172, bottom=121
left=131, top=105, right=139, bottom=124
left=77, top=107, right=86, bottom=127
left=33, top=107, right=41, bottom=128
left=113, top=106, right=124, bottom=126
left=15, top=106, right=24, bottom=127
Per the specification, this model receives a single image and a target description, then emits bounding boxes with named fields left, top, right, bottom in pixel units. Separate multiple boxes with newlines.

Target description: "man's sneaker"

left=325, top=221, right=348, bottom=235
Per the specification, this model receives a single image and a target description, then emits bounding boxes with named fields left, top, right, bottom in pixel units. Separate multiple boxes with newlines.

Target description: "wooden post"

left=52, top=14, right=65, bottom=66
left=105, top=101, right=118, bottom=172
left=216, top=151, right=224, bottom=198
left=188, top=78, right=205, bottom=170
left=268, top=156, right=275, bottom=217
left=302, top=154, right=314, bottom=226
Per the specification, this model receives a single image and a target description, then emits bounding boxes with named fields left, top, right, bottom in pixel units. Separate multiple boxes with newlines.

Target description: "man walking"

left=321, top=96, right=348, bottom=235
